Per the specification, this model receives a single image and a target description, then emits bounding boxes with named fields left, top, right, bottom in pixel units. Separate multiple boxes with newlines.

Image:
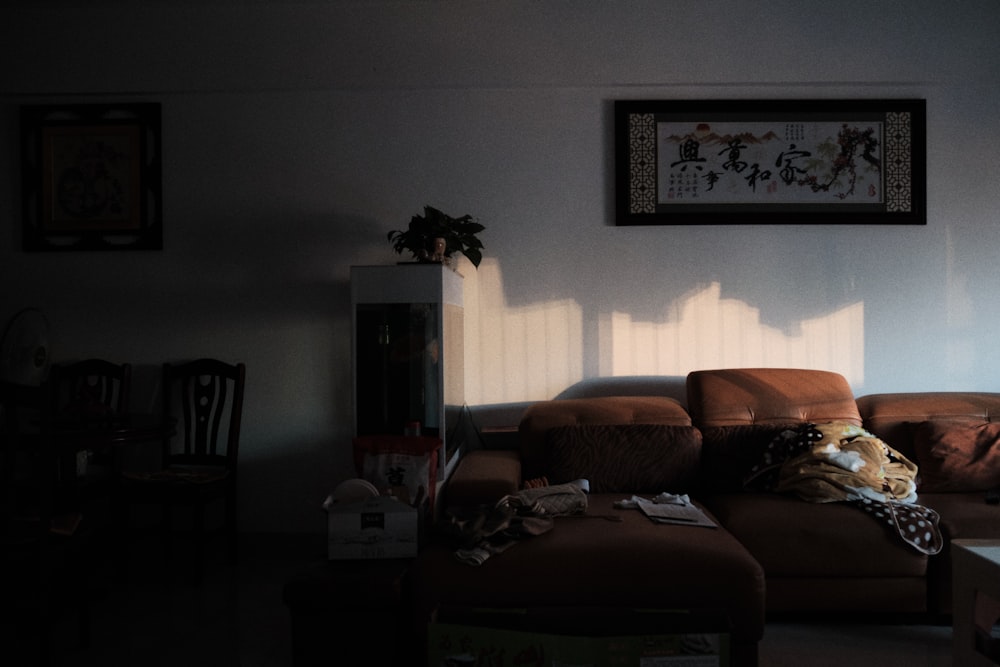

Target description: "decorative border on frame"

left=20, top=103, right=163, bottom=251
left=884, top=110, right=912, bottom=213
left=615, top=99, right=926, bottom=225
left=628, top=113, right=657, bottom=215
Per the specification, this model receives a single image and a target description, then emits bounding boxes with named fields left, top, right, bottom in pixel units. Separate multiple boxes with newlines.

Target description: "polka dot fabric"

left=744, top=423, right=825, bottom=491
left=849, top=497, right=942, bottom=555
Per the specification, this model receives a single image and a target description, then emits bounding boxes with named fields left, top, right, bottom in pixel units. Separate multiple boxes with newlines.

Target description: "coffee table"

left=953, top=539, right=1000, bottom=666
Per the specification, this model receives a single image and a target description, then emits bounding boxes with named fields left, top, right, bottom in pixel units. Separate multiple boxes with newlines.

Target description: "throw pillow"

left=544, top=424, right=701, bottom=494
left=913, top=420, right=1000, bottom=492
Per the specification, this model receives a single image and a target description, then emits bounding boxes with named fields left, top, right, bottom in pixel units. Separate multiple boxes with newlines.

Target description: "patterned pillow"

left=544, top=424, right=701, bottom=494
left=913, top=421, right=1000, bottom=492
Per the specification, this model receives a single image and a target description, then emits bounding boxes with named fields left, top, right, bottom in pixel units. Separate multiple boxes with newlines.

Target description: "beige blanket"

left=746, top=421, right=942, bottom=555
left=776, top=421, right=918, bottom=503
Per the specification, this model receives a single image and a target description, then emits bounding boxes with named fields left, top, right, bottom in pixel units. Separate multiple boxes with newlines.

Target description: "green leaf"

left=463, top=247, right=482, bottom=268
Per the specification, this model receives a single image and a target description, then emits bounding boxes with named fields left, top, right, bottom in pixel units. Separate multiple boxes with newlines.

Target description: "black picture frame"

left=20, top=102, right=162, bottom=250
left=615, top=98, right=926, bottom=225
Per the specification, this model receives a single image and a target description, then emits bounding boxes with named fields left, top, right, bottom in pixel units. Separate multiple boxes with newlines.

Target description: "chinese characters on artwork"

left=657, top=121, right=883, bottom=205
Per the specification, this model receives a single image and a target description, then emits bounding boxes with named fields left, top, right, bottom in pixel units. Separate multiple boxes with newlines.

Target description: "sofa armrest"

left=444, top=449, right=521, bottom=507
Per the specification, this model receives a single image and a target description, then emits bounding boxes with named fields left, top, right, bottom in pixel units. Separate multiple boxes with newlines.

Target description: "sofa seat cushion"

left=919, top=492, right=1000, bottom=541
left=700, top=493, right=928, bottom=578
left=545, top=424, right=701, bottom=493
left=915, top=492, right=1000, bottom=614
left=412, top=494, right=765, bottom=642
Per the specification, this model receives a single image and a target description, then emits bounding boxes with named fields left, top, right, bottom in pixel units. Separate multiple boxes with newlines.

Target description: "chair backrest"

left=162, top=359, right=245, bottom=472
left=49, top=359, right=132, bottom=420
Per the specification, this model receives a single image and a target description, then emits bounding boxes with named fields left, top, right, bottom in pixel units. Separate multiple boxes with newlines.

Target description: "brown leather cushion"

left=545, top=424, right=701, bottom=493
left=411, top=494, right=766, bottom=642
left=518, top=396, right=692, bottom=481
left=445, top=450, right=522, bottom=506
left=857, top=392, right=1000, bottom=461
left=701, top=493, right=928, bottom=578
left=914, top=421, right=1000, bottom=492
left=699, top=423, right=800, bottom=493
left=687, top=368, right=861, bottom=429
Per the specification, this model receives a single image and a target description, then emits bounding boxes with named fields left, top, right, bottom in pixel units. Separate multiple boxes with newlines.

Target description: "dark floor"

left=760, top=622, right=951, bottom=667
left=27, top=530, right=957, bottom=667
left=36, top=531, right=319, bottom=667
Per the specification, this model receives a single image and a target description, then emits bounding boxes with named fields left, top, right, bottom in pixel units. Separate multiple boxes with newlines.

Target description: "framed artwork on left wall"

left=20, top=102, right=162, bottom=251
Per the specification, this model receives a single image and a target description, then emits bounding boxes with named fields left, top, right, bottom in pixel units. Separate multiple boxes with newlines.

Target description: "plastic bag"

left=353, top=435, right=440, bottom=517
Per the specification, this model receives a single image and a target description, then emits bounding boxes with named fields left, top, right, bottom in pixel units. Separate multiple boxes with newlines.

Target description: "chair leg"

left=36, top=625, right=51, bottom=667
left=75, top=535, right=93, bottom=649
left=226, top=494, right=238, bottom=565
left=161, top=503, right=173, bottom=573
left=77, top=596, right=91, bottom=650
left=114, top=494, right=131, bottom=582
left=193, top=502, right=206, bottom=585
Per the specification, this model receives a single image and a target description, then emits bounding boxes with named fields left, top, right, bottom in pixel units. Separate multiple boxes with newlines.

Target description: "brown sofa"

left=409, top=368, right=1000, bottom=666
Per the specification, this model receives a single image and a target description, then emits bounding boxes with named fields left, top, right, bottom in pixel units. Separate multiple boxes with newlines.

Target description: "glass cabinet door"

left=354, top=303, right=441, bottom=438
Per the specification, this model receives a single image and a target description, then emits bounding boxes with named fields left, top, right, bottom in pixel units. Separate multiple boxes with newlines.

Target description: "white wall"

left=1, top=0, right=998, bottom=531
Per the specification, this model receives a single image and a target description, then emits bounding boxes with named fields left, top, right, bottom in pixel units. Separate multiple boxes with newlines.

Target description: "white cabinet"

left=350, top=264, right=465, bottom=481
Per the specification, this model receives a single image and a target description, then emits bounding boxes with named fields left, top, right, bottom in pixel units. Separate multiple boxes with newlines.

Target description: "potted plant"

left=386, top=205, right=485, bottom=269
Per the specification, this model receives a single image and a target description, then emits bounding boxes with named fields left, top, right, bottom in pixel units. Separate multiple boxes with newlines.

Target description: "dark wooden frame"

left=615, top=98, right=926, bottom=225
left=20, top=103, right=162, bottom=250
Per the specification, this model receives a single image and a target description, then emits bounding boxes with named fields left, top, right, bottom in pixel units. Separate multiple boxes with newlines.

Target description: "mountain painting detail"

left=657, top=121, right=883, bottom=205
left=617, top=100, right=922, bottom=225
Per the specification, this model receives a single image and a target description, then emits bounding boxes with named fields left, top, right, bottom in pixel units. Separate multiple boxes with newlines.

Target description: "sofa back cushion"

left=699, top=423, right=801, bottom=494
left=544, top=424, right=702, bottom=493
left=857, top=392, right=1000, bottom=461
left=518, top=396, right=691, bottom=481
left=685, top=369, right=861, bottom=494
left=913, top=420, right=1000, bottom=492
left=686, top=368, right=861, bottom=430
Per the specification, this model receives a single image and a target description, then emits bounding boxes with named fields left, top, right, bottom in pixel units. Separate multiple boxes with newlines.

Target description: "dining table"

left=46, top=413, right=178, bottom=510
left=52, top=412, right=177, bottom=453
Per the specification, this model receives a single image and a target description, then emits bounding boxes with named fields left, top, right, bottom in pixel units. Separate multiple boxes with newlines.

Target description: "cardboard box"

left=323, top=495, right=418, bottom=559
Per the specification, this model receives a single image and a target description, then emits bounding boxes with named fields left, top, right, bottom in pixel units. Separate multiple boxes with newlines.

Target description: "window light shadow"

left=463, top=262, right=864, bottom=406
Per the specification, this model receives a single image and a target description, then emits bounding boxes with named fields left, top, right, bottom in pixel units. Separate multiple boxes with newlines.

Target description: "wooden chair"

left=48, top=360, right=132, bottom=504
left=120, top=359, right=245, bottom=583
left=49, top=359, right=132, bottom=421
left=0, top=380, right=91, bottom=664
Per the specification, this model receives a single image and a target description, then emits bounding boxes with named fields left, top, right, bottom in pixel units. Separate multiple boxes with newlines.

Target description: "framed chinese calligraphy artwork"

left=615, top=99, right=925, bottom=225
left=20, top=102, right=162, bottom=250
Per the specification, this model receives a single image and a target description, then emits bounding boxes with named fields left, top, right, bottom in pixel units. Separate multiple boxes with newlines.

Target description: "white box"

left=323, top=495, right=418, bottom=560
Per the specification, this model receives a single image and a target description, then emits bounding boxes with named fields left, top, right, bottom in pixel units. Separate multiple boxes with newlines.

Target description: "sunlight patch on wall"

left=462, top=258, right=583, bottom=405
left=601, top=282, right=864, bottom=387
left=462, top=266, right=863, bottom=405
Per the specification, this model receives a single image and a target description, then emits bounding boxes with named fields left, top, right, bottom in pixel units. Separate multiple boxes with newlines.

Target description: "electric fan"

left=0, top=307, right=51, bottom=386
